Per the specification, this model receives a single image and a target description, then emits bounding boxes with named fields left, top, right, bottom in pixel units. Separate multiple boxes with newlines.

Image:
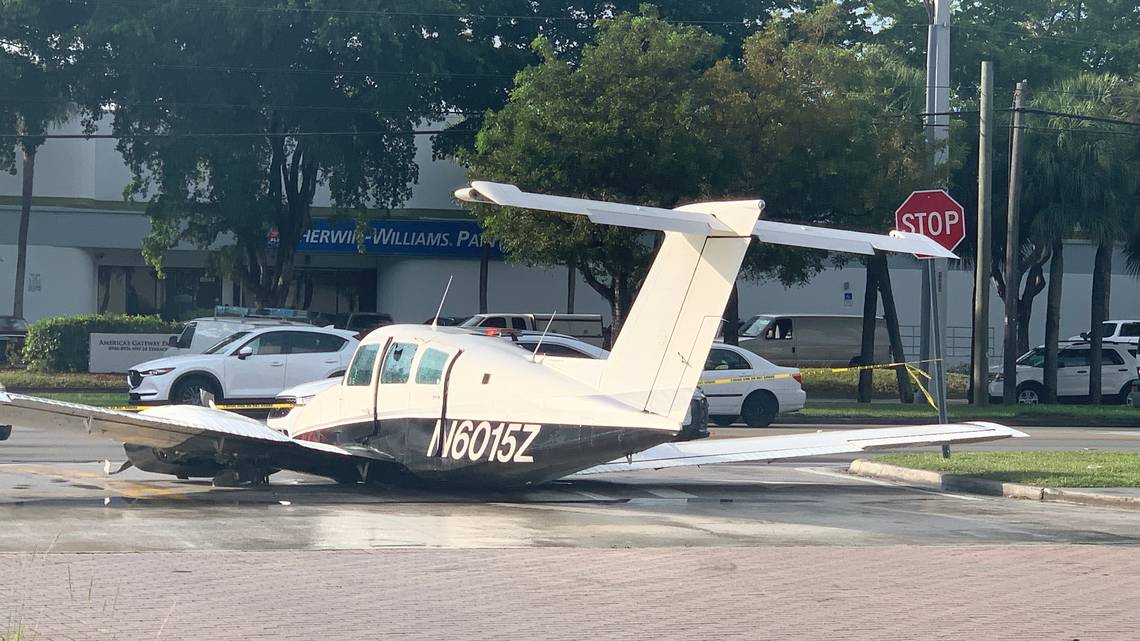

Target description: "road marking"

left=794, top=466, right=984, bottom=502
left=646, top=487, right=699, bottom=500
left=1096, top=431, right=1140, bottom=436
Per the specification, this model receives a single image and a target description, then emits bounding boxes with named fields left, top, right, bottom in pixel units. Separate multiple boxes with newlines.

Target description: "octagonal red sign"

left=894, top=189, right=966, bottom=257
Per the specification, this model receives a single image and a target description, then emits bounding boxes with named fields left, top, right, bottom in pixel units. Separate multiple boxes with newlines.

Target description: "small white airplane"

left=0, top=181, right=1025, bottom=487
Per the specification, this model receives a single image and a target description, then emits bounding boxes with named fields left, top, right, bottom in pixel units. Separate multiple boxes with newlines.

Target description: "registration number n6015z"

left=427, top=420, right=542, bottom=463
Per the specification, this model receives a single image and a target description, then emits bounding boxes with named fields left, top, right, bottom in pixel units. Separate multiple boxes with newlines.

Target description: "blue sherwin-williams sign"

left=298, top=218, right=502, bottom=258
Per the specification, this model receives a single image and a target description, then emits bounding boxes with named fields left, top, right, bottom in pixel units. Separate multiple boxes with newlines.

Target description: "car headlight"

left=139, top=367, right=175, bottom=377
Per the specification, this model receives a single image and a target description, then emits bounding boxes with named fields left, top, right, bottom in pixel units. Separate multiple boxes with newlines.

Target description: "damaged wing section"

left=575, top=422, right=1027, bottom=475
left=0, top=390, right=395, bottom=480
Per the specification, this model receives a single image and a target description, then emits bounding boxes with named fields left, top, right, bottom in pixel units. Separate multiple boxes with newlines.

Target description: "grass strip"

left=799, top=402, right=1140, bottom=422
left=878, top=451, right=1140, bottom=488
left=800, top=368, right=969, bottom=399
left=0, top=368, right=124, bottom=390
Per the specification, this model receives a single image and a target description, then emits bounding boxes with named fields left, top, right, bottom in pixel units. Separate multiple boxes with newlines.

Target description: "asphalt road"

left=5, top=423, right=1140, bottom=640
left=1, top=422, right=1139, bottom=552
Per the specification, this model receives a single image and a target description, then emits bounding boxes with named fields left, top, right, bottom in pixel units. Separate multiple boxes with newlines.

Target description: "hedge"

left=22, top=314, right=179, bottom=373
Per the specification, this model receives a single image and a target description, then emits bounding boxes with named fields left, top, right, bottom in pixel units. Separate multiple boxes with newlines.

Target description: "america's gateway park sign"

left=296, top=218, right=503, bottom=259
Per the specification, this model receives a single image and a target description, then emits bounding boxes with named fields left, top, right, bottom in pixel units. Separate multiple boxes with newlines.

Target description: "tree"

left=1021, top=73, right=1140, bottom=403
left=459, top=10, right=726, bottom=333
left=81, top=1, right=494, bottom=305
left=706, top=8, right=931, bottom=401
left=0, top=1, right=90, bottom=318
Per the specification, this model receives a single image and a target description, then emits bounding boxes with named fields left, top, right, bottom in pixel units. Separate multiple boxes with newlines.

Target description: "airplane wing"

left=0, top=390, right=396, bottom=479
left=574, top=422, right=1027, bottom=475
left=456, top=180, right=957, bottom=258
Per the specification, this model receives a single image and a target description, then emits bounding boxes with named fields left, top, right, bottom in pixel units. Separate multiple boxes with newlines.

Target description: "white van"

left=736, top=314, right=891, bottom=368
left=460, top=313, right=606, bottom=347
left=165, top=306, right=318, bottom=356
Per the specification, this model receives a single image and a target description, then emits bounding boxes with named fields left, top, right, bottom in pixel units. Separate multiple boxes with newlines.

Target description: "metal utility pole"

left=921, top=0, right=951, bottom=419
left=972, top=61, right=994, bottom=406
left=1002, top=80, right=1028, bottom=405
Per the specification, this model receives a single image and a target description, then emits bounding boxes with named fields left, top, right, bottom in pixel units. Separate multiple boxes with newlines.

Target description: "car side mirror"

left=167, top=336, right=178, bottom=347
left=236, top=346, right=254, bottom=360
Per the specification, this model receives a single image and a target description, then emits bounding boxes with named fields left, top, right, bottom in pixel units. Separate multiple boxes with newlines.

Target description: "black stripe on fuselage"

left=293, top=416, right=678, bottom=486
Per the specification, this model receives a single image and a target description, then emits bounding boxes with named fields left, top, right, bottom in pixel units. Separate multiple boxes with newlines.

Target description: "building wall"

left=0, top=245, right=97, bottom=321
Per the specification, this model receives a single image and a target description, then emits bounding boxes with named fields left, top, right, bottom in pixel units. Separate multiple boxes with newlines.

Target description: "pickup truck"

left=460, top=313, right=605, bottom=347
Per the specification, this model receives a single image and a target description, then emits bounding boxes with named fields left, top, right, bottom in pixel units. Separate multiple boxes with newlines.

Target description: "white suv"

left=129, top=326, right=359, bottom=405
left=988, top=342, right=1139, bottom=404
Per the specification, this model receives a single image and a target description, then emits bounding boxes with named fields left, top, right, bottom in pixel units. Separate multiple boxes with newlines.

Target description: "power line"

left=0, top=128, right=475, bottom=140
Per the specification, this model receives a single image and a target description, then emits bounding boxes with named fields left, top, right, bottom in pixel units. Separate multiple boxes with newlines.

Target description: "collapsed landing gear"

left=211, top=465, right=273, bottom=488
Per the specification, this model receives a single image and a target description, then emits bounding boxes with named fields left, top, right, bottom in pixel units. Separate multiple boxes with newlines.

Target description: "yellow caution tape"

left=108, top=402, right=295, bottom=413
left=702, top=358, right=944, bottom=412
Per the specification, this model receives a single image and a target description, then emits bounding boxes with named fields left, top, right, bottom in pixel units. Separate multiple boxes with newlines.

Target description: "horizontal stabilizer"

left=455, top=181, right=738, bottom=235
left=752, top=220, right=958, bottom=259
left=575, top=422, right=1026, bottom=475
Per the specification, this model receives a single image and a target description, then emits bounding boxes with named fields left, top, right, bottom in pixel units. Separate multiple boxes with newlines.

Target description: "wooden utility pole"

left=1002, top=80, right=1028, bottom=404
left=971, top=61, right=994, bottom=405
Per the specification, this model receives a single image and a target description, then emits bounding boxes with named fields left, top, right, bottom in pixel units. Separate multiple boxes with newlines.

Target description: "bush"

left=22, top=314, right=178, bottom=373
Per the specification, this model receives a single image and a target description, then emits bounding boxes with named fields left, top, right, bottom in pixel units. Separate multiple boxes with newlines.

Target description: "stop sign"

left=894, top=189, right=966, bottom=256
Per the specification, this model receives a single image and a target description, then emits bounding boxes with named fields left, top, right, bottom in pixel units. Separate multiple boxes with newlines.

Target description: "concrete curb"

left=848, top=459, right=1140, bottom=509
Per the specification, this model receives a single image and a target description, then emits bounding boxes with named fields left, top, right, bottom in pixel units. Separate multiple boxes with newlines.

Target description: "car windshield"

left=739, top=316, right=771, bottom=338
left=1016, top=348, right=1046, bottom=368
left=203, top=331, right=251, bottom=354
left=0, top=317, right=27, bottom=331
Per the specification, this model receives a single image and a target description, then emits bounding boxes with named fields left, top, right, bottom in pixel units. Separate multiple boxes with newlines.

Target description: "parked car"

left=461, top=313, right=606, bottom=347
left=988, top=342, right=1139, bottom=404
left=0, top=316, right=28, bottom=363
left=735, top=313, right=889, bottom=368
left=1068, top=320, right=1140, bottom=345
left=342, top=312, right=394, bottom=335
left=165, top=306, right=318, bottom=356
left=129, top=326, right=359, bottom=405
left=701, top=343, right=806, bottom=427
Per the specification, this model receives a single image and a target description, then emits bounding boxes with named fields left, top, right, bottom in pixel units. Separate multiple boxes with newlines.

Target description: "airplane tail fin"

left=455, top=181, right=956, bottom=424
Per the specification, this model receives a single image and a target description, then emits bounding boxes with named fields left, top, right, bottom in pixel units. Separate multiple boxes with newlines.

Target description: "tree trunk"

left=565, top=256, right=576, bottom=314
left=1088, top=242, right=1111, bottom=403
left=857, top=257, right=880, bottom=403
left=875, top=253, right=913, bottom=404
left=13, top=146, right=35, bottom=319
left=722, top=282, right=740, bottom=346
left=610, top=273, right=634, bottom=340
left=479, top=242, right=490, bottom=314
left=1016, top=260, right=1047, bottom=355
left=1043, top=238, right=1063, bottom=404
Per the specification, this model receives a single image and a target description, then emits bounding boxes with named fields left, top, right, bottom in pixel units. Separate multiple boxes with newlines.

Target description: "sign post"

left=895, top=190, right=966, bottom=428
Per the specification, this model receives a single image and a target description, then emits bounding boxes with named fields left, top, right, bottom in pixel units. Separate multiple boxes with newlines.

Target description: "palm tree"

left=1025, top=73, right=1140, bottom=403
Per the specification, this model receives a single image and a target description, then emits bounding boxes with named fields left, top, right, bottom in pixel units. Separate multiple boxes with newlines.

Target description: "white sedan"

left=701, top=344, right=806, bottom=427
left=128, top=326, right=359, bottom=405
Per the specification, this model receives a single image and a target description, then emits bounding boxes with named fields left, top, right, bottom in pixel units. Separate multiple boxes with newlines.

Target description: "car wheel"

left=710, top=415, right=737, bottom=427
left=741, top=391, right=779, bottom=428
left=1116, top=383, right=1133, bottom=406
left=1015, top=382, right=1044, bottom=405
left=171, top=376, right=222, bottom=406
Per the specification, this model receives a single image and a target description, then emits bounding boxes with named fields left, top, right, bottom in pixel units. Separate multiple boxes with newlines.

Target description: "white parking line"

left=794, top=466, right=984, bottom=502
left=646, top=487, right=699, bottom=499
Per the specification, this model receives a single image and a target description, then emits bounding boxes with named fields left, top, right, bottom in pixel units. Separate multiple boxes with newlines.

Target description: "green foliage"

left=462, top=7, right=931, bottom=328
left=460, top=10, right=727, bottom=329
left=21, top=314, right=177, bottom=373
left=0, top=370, right=124, bottom=391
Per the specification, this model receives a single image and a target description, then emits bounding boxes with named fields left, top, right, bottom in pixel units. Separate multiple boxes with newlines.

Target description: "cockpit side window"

left=415, top=348, right=450, bottom=384
left=381, top=342, right=419, bottom=384
left=346, top=344, right=380, bottom=386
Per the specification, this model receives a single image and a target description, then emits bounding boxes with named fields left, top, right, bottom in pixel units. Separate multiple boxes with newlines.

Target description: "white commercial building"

left=1, top=117, right=1137, bottom=366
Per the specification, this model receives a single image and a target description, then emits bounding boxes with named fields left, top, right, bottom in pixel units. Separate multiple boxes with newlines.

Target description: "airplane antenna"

left=431, top=275, right=454, bottom=330
left=531, top=311, right=558, bottom=360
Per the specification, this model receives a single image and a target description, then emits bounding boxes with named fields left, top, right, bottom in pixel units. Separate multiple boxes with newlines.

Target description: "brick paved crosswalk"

left=3, top=546, right=1139, bottom=640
